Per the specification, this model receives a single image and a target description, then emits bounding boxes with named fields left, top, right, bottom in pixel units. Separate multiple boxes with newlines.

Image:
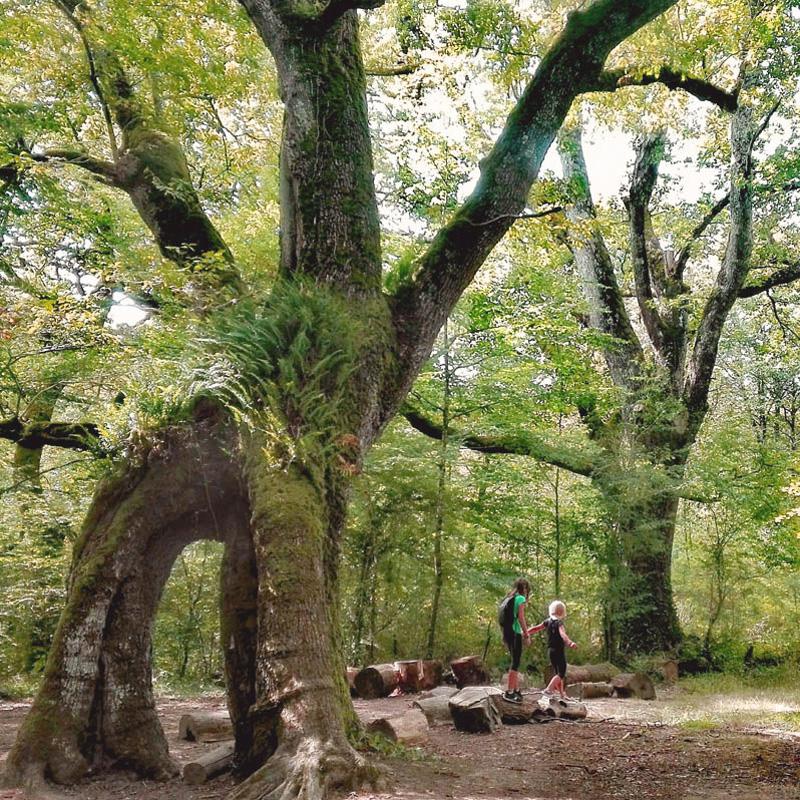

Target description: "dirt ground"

left=1, top=690, right=798, bottom=800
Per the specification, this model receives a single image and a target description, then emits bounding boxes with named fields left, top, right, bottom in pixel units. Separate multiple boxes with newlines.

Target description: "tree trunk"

left=614, top=491, right=682, bottom=654
left=4, top=414, right=245, bottom=790
left=229, top=452, right=378, bottom=799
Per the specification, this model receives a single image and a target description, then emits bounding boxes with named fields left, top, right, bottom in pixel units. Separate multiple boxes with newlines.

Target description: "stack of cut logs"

left=175, top=658, right=662, bottom=782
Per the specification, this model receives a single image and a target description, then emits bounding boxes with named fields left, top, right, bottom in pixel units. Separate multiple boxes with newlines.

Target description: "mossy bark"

left=4, top=417, right=249, bottom=790
left=229, top=444, right=376, bottom=800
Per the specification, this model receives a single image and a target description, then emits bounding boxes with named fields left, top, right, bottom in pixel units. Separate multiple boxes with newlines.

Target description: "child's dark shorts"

left=549, top=646, right=567, bottom=679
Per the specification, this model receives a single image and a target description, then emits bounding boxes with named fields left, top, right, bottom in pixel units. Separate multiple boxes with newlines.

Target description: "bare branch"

left=676, top=192, right=730, bottom=272
left=28, top=148, right=118, bottom=182
left=0, top=416, right=103, bottom=452
left=365, top=61, right=420, bottom=77
left=53, top=0, right=119, bottom=159
left=593, top=66, right=738, bottom=110
left=739, top=260, right=800, bottom=298
left=403, top=408, right=598, bottom=478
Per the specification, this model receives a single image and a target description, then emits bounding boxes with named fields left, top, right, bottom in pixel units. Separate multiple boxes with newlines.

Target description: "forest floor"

left=1, top=685, right=799, bottom=800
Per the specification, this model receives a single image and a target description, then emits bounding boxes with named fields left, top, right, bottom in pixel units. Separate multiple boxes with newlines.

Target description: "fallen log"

left=412, top=694, right=453, bottom=726
left=397, top=659, right=423, bottom=693
left=178, top=712, right=233, bottom=743
left=566, top=682, right=614, bottom=700
left=543, top=662, right=620, bottom=686
left=449, top=686, right=502, bottom=732
left=490, top=693, right=547, bottom=724
left=366, top=709, right=429, bottom=746
left=540, top=695, right=587, bottom=720
left=419, top=659, right=444, bottom=690
left=354, top=663, right=400, bottom=699
left=450, top=655, right=490, bottom=689
left=611, top=672, right=656, bottom=700
left=182, top=741, right=234, bottom=785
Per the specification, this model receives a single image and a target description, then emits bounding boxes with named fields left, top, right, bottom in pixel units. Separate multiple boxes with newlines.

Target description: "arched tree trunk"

left=4, top=412, right=246, bottom=790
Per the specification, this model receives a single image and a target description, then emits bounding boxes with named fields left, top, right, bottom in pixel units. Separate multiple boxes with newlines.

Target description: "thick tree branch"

left=625, top=131, right=669, bottom=353
left=0, top=416, right=102, bottom=452
left=385, top=0, right=678, bottom=420
left=684, top=106, right=755, bottom=416
left=365, top=61, right=420, bottom=77
left=739, top=260, right=800, bottom=297
left=592, top=66, right=738, bottom=110
left=557, top=126, right=644, bottom=388
left=28, top=148, right=118, bottom=182
left=403, top=409, right=598, bottom=478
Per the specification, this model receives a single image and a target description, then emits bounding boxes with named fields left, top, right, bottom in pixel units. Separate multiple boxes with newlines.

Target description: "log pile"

left=182, top=741, right=234, bottom=785
left=450, top=655, right=490, bottom=689
left=346, top=667, right=359, bottom=696
left=366, top=709, right=429, bottom=746
left=419, top=659, right=444, bottom=690
left=352, top=659, right=444, bottom=697
left=178, top=712, right=233, bottom=743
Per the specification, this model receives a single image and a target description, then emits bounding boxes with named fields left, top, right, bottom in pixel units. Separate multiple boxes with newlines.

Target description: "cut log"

left=354, top=663, right=400, bottom=699
left=490, top=693, right=546, bottom=724
left=178, top=712, right=233, bottom=743
left=543, top=662, right=620, bottom=686
left=566, top=681, right=614, bottom=700
left=412, top=695, right=453, bottom=726
left=450, top=655, right=490, bottom=689
left=419, top=659, right=444, bottom=690
left=346, top=667, right=359, bottom=696
left=449, top=686, right=502, bottom=733
left=660, top=660, right=679, bottom=684
left=397, top=659, right=423, bottom=693
left=540, top=695, right=587, bottom=720
left=366, top=709, right=429, bottom=746
left=611, top=672, right=656, bottom=700
left=182, top=741, right=234, bottom=785
left=418, top=685, right=458, bottom=701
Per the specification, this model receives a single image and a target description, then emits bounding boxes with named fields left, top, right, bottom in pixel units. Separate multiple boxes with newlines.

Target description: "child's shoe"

left=513, top=690, right=524, bottom=702
left=503, top=690, right=522, bottom=704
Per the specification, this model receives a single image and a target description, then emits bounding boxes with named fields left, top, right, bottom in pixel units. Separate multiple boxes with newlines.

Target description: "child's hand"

left=569, top=641, right=578, bottom=649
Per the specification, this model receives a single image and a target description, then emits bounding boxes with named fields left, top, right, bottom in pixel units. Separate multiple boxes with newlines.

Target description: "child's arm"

left=560, top=624, right=577, bottom=649
left=527, top=621, right=545, bottom=635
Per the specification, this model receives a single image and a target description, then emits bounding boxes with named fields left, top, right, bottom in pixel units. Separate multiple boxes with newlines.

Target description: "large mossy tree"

left=1, top=0, right=744, bottom=797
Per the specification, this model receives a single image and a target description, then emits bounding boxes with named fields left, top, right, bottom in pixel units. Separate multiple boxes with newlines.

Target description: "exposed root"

left=227, top=737, right=382, bottom=800
left=1, top=762, right=67, bottom=800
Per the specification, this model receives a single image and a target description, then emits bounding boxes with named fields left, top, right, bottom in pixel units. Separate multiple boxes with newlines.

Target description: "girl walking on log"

left=500, top=578, right=531, bottom=704
left=528, top=599, right=577, bottom=698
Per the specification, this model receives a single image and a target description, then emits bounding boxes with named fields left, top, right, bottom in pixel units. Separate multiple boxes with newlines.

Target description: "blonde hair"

left=549, top=600, right=566, bottom=618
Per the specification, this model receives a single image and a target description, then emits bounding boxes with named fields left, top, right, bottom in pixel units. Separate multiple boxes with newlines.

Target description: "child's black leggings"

left=505, top=632, right=522, bottom=671
left=549, top=647, right=567, bottom=679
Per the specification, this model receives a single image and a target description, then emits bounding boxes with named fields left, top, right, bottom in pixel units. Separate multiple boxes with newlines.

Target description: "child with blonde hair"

left=528, top=600, right=577, bottom=698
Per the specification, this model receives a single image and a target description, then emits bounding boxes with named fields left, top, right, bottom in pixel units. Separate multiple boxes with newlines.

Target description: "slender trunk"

left=426, top=321, right=450, bottom=659
left=352, top=514, right=378, bottom=666
left=554, top=467, right=561, bottom=596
